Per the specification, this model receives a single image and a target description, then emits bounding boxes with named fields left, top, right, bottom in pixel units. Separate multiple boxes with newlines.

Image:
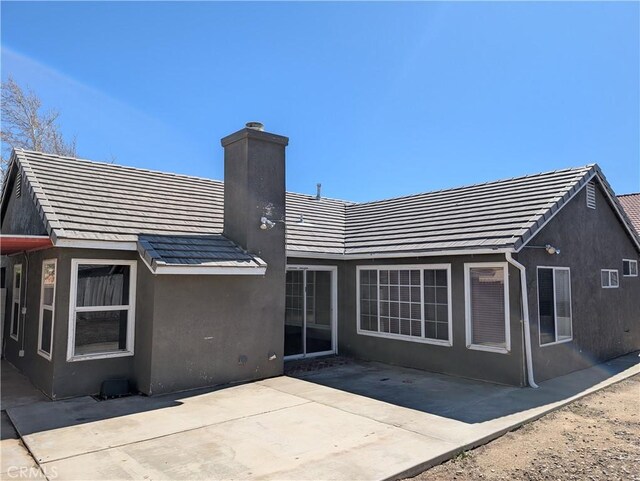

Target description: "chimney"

left=220, top=123, right=289, bottom=377
left=221, top=122, right=289, bottom=264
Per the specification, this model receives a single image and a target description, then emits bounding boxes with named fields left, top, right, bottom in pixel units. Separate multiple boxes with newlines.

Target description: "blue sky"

left=2, top=1, right=638, bottom=200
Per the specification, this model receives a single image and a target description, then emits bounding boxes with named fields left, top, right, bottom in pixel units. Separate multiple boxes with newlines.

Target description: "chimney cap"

left=245, top=121, right=264, bottom=131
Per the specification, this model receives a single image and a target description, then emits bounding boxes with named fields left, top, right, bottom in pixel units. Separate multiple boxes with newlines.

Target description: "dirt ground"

left=408, top=375, right=640, bottom=481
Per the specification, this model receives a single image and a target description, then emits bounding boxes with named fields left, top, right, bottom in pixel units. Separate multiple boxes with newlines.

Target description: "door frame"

left=284, top=265, right=338, bottom=360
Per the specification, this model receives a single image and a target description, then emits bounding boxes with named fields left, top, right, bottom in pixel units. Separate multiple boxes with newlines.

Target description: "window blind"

left=469, top=267, right=506, bottom=347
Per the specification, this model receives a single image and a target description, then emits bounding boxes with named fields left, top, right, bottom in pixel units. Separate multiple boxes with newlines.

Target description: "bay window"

left=67, top=259, right=137, bottom=361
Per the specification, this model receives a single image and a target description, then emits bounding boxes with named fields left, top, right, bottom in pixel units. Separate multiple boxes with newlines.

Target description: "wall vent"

left=15, top=172, right=22, bottom=198
left=586, top=181, right=596, bottom=209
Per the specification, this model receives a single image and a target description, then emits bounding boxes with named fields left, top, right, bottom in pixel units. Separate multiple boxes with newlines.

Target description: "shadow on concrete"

left=287, top=351, right=640, bottom=424
left=4, top=352, right=639, bottom=438
left=2, top=360, right=240, bottom=437
left=1, top=361, right=50, bottom=440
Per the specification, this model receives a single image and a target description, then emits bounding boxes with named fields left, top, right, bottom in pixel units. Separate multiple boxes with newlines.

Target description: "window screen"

left=468, top=266, right=506, bottom=349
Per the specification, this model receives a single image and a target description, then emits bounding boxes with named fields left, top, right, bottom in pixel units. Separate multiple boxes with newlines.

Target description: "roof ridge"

left=18, top=148, right=226, bottom=186
left=18, top=149, right=356, bottom=203
left=18, top=149, right=600, bottom=209
left=350, top=164, right=596, bottom=207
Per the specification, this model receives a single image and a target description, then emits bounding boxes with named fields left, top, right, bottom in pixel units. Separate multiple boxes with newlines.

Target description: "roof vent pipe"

left=316, top=183, right=322, bottom=200
left=245, top=122, right=264, bottom=131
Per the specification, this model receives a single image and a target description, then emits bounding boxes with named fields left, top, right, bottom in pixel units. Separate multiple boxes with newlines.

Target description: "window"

left=622, top=259, right=638, bottom=277
left=601, top=269, right=619, bottom=288
left=38, top=260, right=57, bottom=359
left=464, top=263, right=510, bottom=353
left=538, top=267, right=572, bottom=346
left=586, top=181, right=596, bottom=209
left=67, top=259, right=137, bottom=361
left=357, top=265, right=452, bottom=346
left=10, top=264, right=22, bottom=341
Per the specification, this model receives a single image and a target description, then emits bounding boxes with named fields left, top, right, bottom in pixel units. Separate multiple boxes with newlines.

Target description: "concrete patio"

left=4, top=351, right=639, bottom=481
left=1, top=361, right=49, bottom=480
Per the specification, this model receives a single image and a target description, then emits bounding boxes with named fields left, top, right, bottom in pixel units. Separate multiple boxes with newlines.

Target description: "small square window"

left=601, top=269, right=619, bottom=288
left=622, top=259, right=638, bottom=277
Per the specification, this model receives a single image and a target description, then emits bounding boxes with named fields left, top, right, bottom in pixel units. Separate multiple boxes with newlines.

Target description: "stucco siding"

left=147, top=273, right=284, bottom=395
left=519, top=182, right=640, bottom=382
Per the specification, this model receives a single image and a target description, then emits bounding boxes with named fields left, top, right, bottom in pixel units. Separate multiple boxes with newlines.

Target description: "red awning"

left=1, top=236, right=53, bottom=255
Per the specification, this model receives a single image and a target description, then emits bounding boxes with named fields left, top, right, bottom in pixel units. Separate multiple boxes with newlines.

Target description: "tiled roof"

left=618, top=193, right=640, bottom=236
left=347, top=167, right=597, bottom=253
left=3, top=150, right=638, bottom=261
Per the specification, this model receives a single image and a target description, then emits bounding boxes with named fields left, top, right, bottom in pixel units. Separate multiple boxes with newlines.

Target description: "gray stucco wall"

left=146, top=273, right=284, bottom=395
left=2, top=245, right=285, bottom=398
left=518, top=182, right=640, bottom=382
left=0, top=167, right=47, bottom=236
left=289, top=255, right=527, bottom=387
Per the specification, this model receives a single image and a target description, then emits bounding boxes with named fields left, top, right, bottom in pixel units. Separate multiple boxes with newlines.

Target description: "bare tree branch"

left=1, top=76, right=77, bottom=182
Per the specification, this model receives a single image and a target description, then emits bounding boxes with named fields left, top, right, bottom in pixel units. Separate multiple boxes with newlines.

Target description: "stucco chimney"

left=220, top=122, right=289, bottom=263
left=220, top=123, right=289, bottom=376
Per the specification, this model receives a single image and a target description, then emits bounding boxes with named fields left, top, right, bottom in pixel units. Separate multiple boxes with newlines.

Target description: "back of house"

left=1, top=123, right=639, bottom=399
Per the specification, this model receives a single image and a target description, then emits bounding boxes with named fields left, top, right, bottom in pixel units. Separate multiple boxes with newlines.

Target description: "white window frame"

left=356, top=264, right=453, bottom=347
left=536, top=266, right=573, bottom=347
left=67, top=259, right=137, bottom=362
left=601, top=269, right=619, bottom=288
left=464, top=262, right=511, bottom=354
left=38, top=259, right=57, bottom=360
left=285, top=265, right=338, bottom=360
left=10, top=264, right=22, bottom=341
left=622, top=259, right=638, bottom=277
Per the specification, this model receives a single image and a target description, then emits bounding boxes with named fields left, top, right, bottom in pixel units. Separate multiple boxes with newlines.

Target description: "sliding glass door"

left=285, top=267, right=336, bottom=359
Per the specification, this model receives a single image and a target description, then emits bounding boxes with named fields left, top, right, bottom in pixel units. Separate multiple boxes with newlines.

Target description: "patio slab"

left=6, top=351, right=639, bottom=481
left=1, top=361, right=49, bottom=480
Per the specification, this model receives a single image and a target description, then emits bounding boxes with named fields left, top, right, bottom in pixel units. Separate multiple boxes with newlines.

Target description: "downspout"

left=506, top=252, right=538, bottom=388
left=20, top=251, right=29, bottom=355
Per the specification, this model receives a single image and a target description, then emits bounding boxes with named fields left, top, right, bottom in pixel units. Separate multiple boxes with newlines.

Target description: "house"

left=1, top=123, right=639, bottom=399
